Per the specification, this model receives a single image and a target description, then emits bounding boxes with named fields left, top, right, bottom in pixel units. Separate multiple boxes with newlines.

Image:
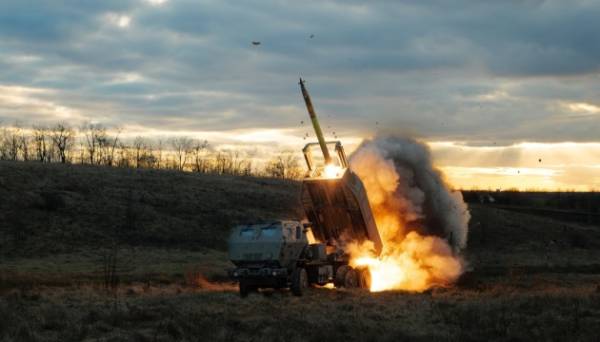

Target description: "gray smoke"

left=349, top=135, right=470, bottom=251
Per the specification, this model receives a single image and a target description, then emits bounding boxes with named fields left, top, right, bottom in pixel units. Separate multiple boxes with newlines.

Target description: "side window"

left=285, top=227, right=293, bottom=240
left=240, top=228, right=254, bottom=238
left=261, top=227, right=277, bottom=237
left=296, top=226, right=301, bottom=239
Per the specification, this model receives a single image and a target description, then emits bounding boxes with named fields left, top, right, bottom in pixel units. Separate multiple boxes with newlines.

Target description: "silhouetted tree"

left=33, top=125, right=50, bottom=162
left=50, top=123, right=74, bottom=163
left=83, top=123, right=105, bottom=164
left=133, top=136, right=147, bottom=168
left=170, top=136, right=193, bottom=171
left=192, top=139, right=209, bottom=173
left=265, top=151, right=302, bottom=179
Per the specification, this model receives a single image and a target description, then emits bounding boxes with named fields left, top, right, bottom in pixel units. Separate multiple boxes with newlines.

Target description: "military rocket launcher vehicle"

left=228, top=79, right=382, bottom=296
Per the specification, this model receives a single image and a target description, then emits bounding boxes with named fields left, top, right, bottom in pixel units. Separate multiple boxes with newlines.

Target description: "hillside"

left=0, top=161, right=302, bottom=257
left=2, top=160, right=599, bottom=267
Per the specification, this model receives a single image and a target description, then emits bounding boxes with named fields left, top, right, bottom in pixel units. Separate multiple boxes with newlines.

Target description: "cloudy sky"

left=1, top=0, right=599, bottom=190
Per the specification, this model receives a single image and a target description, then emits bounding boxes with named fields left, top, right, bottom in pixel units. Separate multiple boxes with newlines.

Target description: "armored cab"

left=228, top=221, right=323, bottom=296
left=229, top=221, right=307, bottom=271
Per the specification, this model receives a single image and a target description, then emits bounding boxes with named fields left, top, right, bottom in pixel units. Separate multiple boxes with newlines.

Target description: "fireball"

left=347, top=137, right=468, bottom=292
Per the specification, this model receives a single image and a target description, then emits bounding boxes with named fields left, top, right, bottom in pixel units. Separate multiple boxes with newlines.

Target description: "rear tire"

left=291, top=268, right=308, bottom=296
left=344, top=269, right=359, bottom=288
left=334, top=265, right=351, bottom=288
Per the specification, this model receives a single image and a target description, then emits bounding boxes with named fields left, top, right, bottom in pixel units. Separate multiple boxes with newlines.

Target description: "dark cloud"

left=0, top=0, right=599, bottom=142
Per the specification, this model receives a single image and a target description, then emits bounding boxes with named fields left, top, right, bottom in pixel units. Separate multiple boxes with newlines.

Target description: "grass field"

left=1, top=161, right=600, bottom=341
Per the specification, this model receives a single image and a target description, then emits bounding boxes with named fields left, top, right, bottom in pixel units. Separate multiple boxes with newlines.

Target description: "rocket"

left=299, top=78, right=332, bottom=164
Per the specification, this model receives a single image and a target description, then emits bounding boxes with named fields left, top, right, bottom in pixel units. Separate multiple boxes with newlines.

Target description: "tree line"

left=0, top=122, right=304, bottom=179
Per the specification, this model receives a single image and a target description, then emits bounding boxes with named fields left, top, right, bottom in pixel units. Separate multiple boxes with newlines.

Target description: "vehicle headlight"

left=233, top=271, right=239, bottom=277
left=272, top=271, right=277, bottom=276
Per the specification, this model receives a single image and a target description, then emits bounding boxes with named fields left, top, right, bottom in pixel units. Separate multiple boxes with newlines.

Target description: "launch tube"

left=299, top=78, right=332, bottom=164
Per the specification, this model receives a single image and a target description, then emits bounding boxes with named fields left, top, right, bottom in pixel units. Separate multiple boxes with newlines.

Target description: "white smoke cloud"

left=349, top=135, right=470, bottom=251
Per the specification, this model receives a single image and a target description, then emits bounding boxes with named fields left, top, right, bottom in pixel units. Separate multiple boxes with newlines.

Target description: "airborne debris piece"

left=251, top=41, right=261, bottom=45
left=310, top=34, right=315, bottom=39
left=227, top=79, right=382, bottom=297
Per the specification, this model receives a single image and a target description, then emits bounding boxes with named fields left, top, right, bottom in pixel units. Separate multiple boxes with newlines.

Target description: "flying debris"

left=538, top=158, right=542, bottom=163
left=309, top=34, right=315, bottom=39
left=301, top=120, right=304, bottom=125
left=251, top=41, right=261, bottom=46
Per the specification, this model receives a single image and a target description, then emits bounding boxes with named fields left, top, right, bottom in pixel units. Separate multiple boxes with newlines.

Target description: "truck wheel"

left=344, top=269, right=359, bottom=288
left=239, top=282, right=250, bottom=297
left=239, top=282, right=257, bottom=298
left=334, top=265, right=351, bottom=288
left=358, top=268, right=371, bottom=290
left=291, top=268, right=308, bottom=296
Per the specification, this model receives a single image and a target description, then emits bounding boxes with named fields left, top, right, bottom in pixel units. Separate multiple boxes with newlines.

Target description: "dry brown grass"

left=2, top=161, right=600, bottom=341
left=1, top=277, right=599, bottom=341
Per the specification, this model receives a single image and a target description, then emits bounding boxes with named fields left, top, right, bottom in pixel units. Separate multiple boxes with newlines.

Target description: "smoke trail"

left=348, top=136, right=470, bottom=291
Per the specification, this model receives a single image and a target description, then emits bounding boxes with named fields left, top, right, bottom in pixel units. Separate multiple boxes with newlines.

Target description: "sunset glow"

left=0, top=1, right=597, bottom=191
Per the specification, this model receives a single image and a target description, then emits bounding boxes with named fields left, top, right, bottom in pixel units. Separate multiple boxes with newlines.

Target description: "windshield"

left=261, top=227, right=278, bottom=237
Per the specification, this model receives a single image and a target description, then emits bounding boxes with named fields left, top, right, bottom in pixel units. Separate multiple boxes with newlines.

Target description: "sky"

left=0, top=0, right=599, bottom=190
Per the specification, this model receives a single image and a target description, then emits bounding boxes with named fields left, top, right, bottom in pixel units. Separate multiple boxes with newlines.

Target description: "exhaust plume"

left=348, top=136, right=470, bottom=292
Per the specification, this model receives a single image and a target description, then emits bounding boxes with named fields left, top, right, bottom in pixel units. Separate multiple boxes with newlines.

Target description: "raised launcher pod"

left=301, top=141, right=383, bottom=255
left=298, top=79, right=382, bottom=255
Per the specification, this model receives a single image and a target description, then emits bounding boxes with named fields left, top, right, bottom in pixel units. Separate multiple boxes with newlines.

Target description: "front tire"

left=239, top=281, right=257, bottom=298
left=239, top=281, right=250, bottom=298
left=291, top=268, right=308, bottom=296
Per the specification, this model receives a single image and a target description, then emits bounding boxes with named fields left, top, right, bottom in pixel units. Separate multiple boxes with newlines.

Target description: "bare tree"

left=154, top=138, right=163, bottom=169
left=117, top=142, right=131, bottom=168
left=215, top=151, right=231, bottom=174
left=83, top=123, right=105, bottom=164
left=265, top=151, right=302, bottom=179
left=19, top=130, right=30, bottom=161
left=170, top=136, right=193, bottom=171
left=32, top=125, right=49, bottom=162
left=99, top=128, right=121, bottom=166
left=50, top=123, right=74, bottom=163
left=0, top=126, right=7, bottom=160
left=1, top=125, right=22, bottom=161
left=192, top=139, right=209, bottom=173
left=133, top=136, right=147, bottom=168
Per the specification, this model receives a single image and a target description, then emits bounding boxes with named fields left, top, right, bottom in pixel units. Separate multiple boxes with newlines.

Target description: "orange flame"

left=349, top=233, right=462, bottom=292
left=348, top=143, right=464, bottom=292
left=323, top=163, right=343, bottom=179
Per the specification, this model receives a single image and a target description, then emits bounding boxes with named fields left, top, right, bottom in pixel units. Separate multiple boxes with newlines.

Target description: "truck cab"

left=228, top=221, right=314, bottom=296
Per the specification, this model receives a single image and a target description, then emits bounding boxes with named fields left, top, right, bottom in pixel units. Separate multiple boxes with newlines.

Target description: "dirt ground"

left=1, top=162, right=600, bottom=341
